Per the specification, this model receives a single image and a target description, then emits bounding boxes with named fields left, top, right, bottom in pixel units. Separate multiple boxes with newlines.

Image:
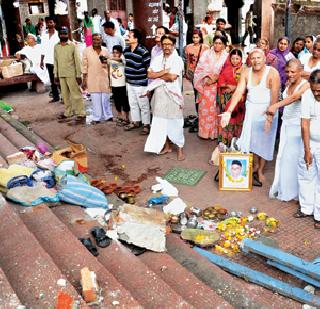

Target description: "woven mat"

left=164, top=167, right=206, bottom=186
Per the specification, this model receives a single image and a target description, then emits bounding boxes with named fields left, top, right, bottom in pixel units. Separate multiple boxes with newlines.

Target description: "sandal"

left=252, top=172, right=263, bottom=187
left=124, top=122, right=141, bottom=131
left=140, top=125, right=150, bottom=135
left=91, top=226, right=111, bottom=248
left=314, top=220, right=320, bottom=229
left=294, top=208, right=309, bottom=218
left=79, top=238, right=99, bottom=256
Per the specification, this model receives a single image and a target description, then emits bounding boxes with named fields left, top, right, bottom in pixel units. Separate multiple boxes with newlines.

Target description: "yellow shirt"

left=54, top=41, right=81, bottom=78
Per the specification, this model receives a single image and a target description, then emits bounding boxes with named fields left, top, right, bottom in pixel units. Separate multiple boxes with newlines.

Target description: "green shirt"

left=23, top=23, right=36, bottom=36
left=54, top=42, right=81, bottom=78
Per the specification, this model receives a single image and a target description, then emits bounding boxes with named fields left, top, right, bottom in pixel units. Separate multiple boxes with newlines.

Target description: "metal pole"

left=284, top=0, right=291, bottom=37
left=178, top=0, right=184, bottom=56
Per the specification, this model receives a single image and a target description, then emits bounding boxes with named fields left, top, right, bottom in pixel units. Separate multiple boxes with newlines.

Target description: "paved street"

left=1, top=82, right=319, bottom=307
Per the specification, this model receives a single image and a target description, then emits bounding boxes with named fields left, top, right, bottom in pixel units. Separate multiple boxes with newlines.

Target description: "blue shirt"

left=124, top=44, right=151, bottom=86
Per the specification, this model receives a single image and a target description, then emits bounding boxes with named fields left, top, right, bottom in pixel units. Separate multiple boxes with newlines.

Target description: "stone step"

left=52, top=204, right=193, bottom=308
left=0, top=117, right=34, bottom=149
left=139, top=251, right=233, bottom=309
left=0, top=133, right=18, bottom=158
left=0, top=197, right=80, bottom=308
left=0, top=153, right=7, bottom=167
left=0, top=266, right=22, bottom=308
left=15, top=203, right=140, bottom=308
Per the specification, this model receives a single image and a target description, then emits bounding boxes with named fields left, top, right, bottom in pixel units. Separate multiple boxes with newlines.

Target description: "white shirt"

left=92, top=15, right=102, bottom=34
left=301, top=88, right=320, bottom=143
left=40, top=30, right=60, bottom=64
left=101, top=17, right=121, bottom=37
left=170, top=20, right=188, bottom=49
left=128, top=20, right=134, bottom=30
left=300, top=53, right=320, bottom=73
left=17, top=45, right=42, bottom=67
left=103, top=34, right=125, bottom=55
left=108, top=58, right=126, bottom=87
left=162, top=12, right=170, bottom=29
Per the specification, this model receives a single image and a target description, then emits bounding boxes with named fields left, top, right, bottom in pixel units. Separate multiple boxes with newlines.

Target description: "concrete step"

left=139, top=251, right=233, bottom=309
left=0, top=117, right=34, bottom=149
left=15, top=203, right=140, bottom=308
left=0, top=153, right=7, bottom=167
left=0, top=197, right=80, bottom=308
left=0, top=133, right=18, bottom=158
left=166, top=234, right=300, bottom=309
left=52, top=204, right=193, bottom=308
left=0, top=266, right=22, bottom=308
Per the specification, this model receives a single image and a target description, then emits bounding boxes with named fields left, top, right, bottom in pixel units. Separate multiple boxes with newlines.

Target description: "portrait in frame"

left=219, top=153, right=253, bottom=191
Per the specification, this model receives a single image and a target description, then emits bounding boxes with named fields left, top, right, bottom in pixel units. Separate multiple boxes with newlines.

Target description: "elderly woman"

left=16, top=33, right=49, bottom=84
left=269, top=37, right=295, bottom=91
left=194, top=35, right=228, bottom=140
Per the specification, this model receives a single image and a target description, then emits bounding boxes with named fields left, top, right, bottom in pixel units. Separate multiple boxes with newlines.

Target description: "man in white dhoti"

left=16, top=34, right=49, bottom=84
left=220, top=49, right=280, bottom=185
left=144, top=35, right=185, bottom=161
left=295, top=69, right=320, bottom=229
left=268, top=59, right=309, bottom=201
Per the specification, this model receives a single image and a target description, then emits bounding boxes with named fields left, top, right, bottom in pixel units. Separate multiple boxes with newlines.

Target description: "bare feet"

left=257, top=170, right=265, bottom=183
left=160, top=146, right=172, bottom=155
left=177, top=148, right=185, bottom=161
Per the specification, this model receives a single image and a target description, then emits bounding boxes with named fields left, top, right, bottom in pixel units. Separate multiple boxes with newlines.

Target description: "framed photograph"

left=219, top=153, right=253, bottom=191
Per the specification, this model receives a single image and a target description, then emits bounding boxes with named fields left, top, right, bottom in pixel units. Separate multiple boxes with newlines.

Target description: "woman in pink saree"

left=194, top=35, right=229, bottom=139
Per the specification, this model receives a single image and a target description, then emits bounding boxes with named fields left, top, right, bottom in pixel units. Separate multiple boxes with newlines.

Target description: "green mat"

left=0, top=101, right=13, bottom=112
left=164, top=167, right=207, bottom=186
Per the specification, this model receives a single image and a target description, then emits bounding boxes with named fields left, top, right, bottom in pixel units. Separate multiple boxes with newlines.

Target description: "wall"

left=261, top=0, right=275, bottom=44
left=273, top=1, right=320, bottom=46
left=86, top=0, right=106, bottom=16
left=19, top=0, right=49, bottom=25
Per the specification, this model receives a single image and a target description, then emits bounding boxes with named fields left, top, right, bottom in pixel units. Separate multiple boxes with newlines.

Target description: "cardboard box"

left=80, top=267, right=98, bottom=303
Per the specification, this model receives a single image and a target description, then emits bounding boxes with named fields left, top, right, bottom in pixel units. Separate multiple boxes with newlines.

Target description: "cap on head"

left=59, top=26, right=69, bottom=34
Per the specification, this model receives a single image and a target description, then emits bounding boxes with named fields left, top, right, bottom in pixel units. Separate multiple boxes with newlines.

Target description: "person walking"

left=82, top=34, right=113, bottom=124
left=241, top=5, right=254, bottom=47
left=123, top=29, right=151, bottom=135
left=40, top=16, right=60, bottom=103
left=54, top=27, right=86, bottom=125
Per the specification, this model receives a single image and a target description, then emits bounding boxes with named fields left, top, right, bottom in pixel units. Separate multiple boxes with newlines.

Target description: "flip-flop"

left=91, top=226, right=111, bottom=248
left=252, top=172, right=262, bottom=187
left=79, top=238, right=99, bottom=256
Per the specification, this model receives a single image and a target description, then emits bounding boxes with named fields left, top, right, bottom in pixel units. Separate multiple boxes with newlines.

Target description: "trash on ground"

left=113, top=203, right=166, bottom=252
left=80, top=267, right=99, bottom=303
left=163, top=197, right=186, bottom=215
left=6, top=182, right=59, bottom=206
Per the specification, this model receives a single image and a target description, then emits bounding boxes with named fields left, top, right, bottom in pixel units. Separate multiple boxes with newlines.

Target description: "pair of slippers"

left=79, top=226, right=112, bottom=256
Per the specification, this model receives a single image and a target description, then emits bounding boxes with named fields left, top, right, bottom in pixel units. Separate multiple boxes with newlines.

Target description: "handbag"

left=186, top=44, right=203, bottom=81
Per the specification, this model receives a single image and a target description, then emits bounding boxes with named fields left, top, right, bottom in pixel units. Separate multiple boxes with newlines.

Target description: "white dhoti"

left=144, top=86, right=184, bottom=154
left=237, top=66, right=278, bottom=161
left=298, top=144, right=320, bottom=221
left=90, top=92, right=113, bottom=121
left=30, top=67, right=50, bottom=85
left=269, top=119, right=301, bottom=201
left=237, top=100, right=278, bottom=161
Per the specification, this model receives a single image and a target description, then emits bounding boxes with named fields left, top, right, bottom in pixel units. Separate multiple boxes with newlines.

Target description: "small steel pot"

left=186, top=215, right=198, bottom=229
left=249, top=207, right=258, bottom=214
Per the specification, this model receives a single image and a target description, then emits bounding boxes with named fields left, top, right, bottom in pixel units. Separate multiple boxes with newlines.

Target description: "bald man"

left=268, top=59, right=309, bottom=201
left=220, top=49, right=280, bottom=185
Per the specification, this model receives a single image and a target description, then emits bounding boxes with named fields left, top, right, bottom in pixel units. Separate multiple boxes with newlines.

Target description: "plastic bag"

left=57, top=175, right=108, bottom=209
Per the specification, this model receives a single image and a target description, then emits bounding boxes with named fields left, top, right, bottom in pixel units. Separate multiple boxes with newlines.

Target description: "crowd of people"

left=14, top=8, right=320, bottom=228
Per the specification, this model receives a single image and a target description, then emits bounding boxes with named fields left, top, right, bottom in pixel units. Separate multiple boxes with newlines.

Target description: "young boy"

left=108, top=45, right=130, bottom=125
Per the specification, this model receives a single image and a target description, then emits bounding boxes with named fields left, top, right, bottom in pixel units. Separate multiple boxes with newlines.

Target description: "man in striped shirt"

left=123, top=29, right=151, bottom=135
